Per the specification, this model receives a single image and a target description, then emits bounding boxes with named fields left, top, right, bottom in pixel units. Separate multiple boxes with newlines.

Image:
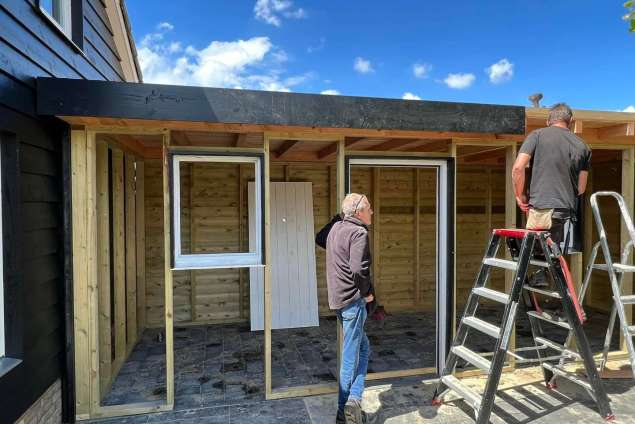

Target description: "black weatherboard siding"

left=37, top=78, right=526, bottom=135
left=0, top=0, right=126, bottom=422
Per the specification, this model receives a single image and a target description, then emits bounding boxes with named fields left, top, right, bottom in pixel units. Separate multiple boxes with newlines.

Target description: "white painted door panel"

left=249, top=182, right=319, bottom=330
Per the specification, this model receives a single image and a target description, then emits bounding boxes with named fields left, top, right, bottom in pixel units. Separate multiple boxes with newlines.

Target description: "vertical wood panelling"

left=135, top=161, right=146, bottom=334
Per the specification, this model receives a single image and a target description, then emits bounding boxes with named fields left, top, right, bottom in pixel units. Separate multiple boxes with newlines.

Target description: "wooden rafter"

left=275, top=140, right=300, bottom=158
left=461, top=146, right=507, bottom=163
left=599, top=123, right=635, bottom=138
left=403, top=139, right=451, bottom=152
left=235, top=133, right=248, bottom=147
left=318, top=138, right=366, bottom=159
left=363, top=138, right=424, bottom=152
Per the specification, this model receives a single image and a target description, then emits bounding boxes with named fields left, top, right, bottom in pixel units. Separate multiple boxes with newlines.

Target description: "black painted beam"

left=37, top=78, right=525, bottom=134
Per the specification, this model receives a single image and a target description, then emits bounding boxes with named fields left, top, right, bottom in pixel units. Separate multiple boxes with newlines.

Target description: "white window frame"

left=346, top=156, right=452, bottom=373
left=39, top=0, right=73, bottom=37
left=171, top=154, right=264, bottom=270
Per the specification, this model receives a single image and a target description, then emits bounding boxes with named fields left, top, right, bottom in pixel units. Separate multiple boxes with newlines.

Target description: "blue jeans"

left=336, top=297, right=370, bottom=412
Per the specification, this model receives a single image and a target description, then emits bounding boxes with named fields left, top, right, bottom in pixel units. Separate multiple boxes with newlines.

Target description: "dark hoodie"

left=325, top=216, right=373, bottom=310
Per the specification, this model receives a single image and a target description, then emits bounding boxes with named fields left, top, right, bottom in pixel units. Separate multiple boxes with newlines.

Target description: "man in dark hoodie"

left=326, top=193, right=374, bottom=424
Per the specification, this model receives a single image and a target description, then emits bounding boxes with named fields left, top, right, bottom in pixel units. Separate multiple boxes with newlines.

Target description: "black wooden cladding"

left=0, top=0, right=129, bottom=422
left=37, top=78, right=526, bottom=135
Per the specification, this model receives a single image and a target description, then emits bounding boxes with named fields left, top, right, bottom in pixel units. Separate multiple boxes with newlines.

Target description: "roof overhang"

left=36, top=78, right=525, bottom=138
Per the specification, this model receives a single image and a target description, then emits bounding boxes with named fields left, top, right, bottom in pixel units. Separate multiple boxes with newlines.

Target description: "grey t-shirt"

left=519, top=126, right=591, bottom=211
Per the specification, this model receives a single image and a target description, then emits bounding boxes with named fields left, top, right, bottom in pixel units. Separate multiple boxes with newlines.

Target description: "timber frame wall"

left=36, top=77, right=635, bottom=420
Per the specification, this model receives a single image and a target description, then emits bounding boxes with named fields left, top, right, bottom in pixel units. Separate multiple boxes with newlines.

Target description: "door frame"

left=345, top=156, right=455, bottom=373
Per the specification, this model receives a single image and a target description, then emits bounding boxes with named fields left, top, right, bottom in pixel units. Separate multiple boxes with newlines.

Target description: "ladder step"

left=542, top=363, right=592, bottom=392
left=472, top=287, right=510, bottom=304
left=592, top=263, right=635, bottom=273
left=441, top=375, right=482, bottom=411
left=621, top=295, right=635, bottom=305
left=526, top=311, right=572, bottom=330
left=452, top=346, right=492, bottom=372
left=524, top=285, right=562, bottom=299
left=462, top=316, right=501, bottom=339
left=483, top=258, right=517, bottom=271
left=534, top=337, right=582, bottom=360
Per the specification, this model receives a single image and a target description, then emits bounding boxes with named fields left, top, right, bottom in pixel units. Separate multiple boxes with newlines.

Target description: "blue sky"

left=126, top=1, right=635, bottom=111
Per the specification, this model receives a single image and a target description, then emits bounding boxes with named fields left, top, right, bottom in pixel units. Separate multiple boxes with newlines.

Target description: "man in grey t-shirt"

left=512, top=103, right=591, bottom=246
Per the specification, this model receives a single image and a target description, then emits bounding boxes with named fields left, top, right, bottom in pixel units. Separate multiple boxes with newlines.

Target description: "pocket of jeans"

left=340, top=302, right=361, bottom=321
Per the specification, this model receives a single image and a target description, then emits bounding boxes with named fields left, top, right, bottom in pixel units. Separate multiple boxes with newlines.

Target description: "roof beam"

left=461, top=146, right=507, bottom=163
left=275, top=140, right=300, bottom=158
left=403, top=139, right=451, bottom=152
left=317, top=138, right=366, bottom=159
left=598, top=123, right=635, bottom=139
left=363, top=138, right=425, bottom=152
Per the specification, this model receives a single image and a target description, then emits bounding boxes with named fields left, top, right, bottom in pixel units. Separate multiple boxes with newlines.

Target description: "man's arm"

left=349, top=231, right=373, bottom=299
left=578, top=170, right=588, bottom=195
left=512, top=153, right=531, bottom=212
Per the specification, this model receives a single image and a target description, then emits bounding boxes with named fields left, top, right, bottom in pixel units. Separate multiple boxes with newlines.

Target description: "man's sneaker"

left=344, top=399, right=364, bottom=424
left=336, top=409, right=345, bottom=424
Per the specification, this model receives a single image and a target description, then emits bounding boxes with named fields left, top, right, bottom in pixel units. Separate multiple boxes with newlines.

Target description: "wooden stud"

left=96, top=141, right=112, bottom=398
left=86, top=131, right=100, bottom=414
left=112, top=150, right=127, bottom=369
left=189, top=163, right=197, bottom=322
left=584, top=167, right=595, bottom=306
left=414, top=169, right=421, bottom=304
left=125, top=154, right=138, bottom=345
left=136, top=160, right=146, bottom=334
left=372, top=168, right=381, bottom=300
left=486, top=168, right=492, bottom=238
left=238, top=164, right=244, bottom=319
left=505, top=144, right=517, bottom=365
left=263, top=135, right=273, bottom=399
left=71, top=129, right=90, bottom=417
left=335, top=137, right=345, bottom=383
left=162, top=132, right=175, bottom=407
left=621, top=146, right=635, bottom=350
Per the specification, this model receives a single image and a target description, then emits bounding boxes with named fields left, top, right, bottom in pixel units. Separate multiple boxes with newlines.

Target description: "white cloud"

left=486, top=58, right=514, bottom=84
left=402, top=92, right=421, bottom=100
left=307, top=37, right=326, bottom=53
left=412, top=63, right=431, bottom=79
left=254, top=0, right=306, bottom=27
left=321, top=89, right=340, bottom=95
left=443, top=73, right=475, bottom=89
left=624, top=105, right=635, bottom=113
left=157, top=22, right=174, bottom=31
left=138, top=24, right=310, bottom=92
left=354, top=57, right=374, bottom=74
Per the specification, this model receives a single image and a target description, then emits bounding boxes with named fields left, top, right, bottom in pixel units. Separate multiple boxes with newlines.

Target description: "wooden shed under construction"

left=36, top=77, right=635, bottom=421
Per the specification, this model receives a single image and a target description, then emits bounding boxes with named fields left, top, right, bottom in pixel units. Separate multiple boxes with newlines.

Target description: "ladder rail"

left=590, top=191, right=635, bottom=375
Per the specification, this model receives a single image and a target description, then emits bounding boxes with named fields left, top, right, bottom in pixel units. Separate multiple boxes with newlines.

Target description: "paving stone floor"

left=101, top=306, right=619, bottom=411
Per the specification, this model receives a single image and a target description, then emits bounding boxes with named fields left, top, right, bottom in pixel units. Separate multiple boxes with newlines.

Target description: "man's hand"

left=516, top=195, right=529, bottom=213
left=364, top=294, right=374, bottom=303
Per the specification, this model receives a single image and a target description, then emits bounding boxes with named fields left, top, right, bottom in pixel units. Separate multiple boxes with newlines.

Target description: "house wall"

left=144, top=157, right=507, bottom=327
left=0, top=0, right=130, bottom=422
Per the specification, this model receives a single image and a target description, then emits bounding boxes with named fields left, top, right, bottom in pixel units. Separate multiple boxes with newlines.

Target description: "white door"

left=249, top=182, right=319, bottom=330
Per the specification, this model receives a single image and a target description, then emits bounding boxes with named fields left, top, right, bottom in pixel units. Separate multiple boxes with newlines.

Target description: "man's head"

left=547, top=103, right=573, bottom=129
left=342, top=193, right=373, bottom=226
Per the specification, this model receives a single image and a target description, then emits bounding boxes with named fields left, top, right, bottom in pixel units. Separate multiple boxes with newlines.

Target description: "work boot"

left=344, top=399, right=364, bottom=424
left=336, top=409, right=345, bottom=424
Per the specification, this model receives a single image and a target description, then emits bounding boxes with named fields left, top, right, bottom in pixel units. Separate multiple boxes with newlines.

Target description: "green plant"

left=626, top=1, right=635, bottom=32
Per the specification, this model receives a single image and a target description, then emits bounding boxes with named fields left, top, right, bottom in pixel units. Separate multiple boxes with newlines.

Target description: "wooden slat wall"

left=455, top=167, right=506, bottom=309
left=587, top=161, right=621, bottom=311
left=145, top=159, right=509, bottom=326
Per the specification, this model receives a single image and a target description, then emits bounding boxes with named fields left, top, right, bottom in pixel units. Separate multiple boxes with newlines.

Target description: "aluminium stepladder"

left=431, top=228, right=614, bottom=423
left=561, top=191, right=635, bottom=377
